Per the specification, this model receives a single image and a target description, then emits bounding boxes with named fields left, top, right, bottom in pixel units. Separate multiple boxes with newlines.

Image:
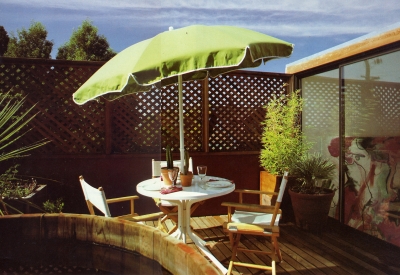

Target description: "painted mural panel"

left=328, top=136, right=400, bottom=246
left=341, top=51, right=400, bottom=246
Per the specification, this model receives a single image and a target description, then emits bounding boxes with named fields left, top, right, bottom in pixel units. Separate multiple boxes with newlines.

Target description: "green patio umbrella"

left=73, top=25, right=294, bottom=166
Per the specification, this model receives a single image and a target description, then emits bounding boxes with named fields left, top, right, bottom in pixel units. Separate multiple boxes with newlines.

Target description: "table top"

left=137, top=176, right=235, bottom=201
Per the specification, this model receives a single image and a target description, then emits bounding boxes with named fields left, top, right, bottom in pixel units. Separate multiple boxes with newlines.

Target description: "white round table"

left=137, top=176, right=234, bottom=274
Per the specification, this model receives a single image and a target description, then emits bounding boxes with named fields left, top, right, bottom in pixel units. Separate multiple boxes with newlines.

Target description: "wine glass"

left=197, top=165, right=207, bottom=184
left=168, top=167, right=179, bottom=187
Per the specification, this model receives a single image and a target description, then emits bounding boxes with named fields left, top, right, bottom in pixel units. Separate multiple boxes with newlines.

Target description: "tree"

left=0, top=26, right=9, bottom=56
left=5, top=21, right=53, bottom=59
left=56, top=20, right=116, bottom=61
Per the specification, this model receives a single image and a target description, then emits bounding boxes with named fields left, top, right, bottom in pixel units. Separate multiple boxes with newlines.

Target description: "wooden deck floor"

left=143, top=216, right=400, bottom=275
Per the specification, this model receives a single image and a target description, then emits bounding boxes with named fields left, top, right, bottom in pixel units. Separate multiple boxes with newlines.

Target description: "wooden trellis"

left=0, top=57, right=291, bottom=155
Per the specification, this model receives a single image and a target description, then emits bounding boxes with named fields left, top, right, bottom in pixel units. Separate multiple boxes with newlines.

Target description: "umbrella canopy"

left=73, top=25, right=294, bottom=166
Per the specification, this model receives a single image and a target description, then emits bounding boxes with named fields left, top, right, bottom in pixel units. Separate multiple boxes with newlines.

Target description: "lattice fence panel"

left=208, top=73, right=290, bottom=152
left=180, top=81, right=204, bottom=152
left=374, top=83, right=400, bottom=134
left=344, top=80, right=400, bottom=137
left=0, top=58, right=292, bottom=155
left=0, top=59, right=106, bottom=154
left=303, top=75, right=400, bottom=138
left=111, top=90, right=162, bottom=154
left=109, top=80, right=203, bottom=154
left=302, top=76, right=339, bottom=134
left=161, top=81, right=203, bottom=152
left=159, top=84, right=183, bottom=152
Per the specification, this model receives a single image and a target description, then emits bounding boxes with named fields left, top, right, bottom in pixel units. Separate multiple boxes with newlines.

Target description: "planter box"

left=260, top=171, right=297, bottom=223
left=4, top=184, right=48, bottom=213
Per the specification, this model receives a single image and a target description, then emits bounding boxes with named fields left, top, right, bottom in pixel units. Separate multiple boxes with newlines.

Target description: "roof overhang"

left=286, top=22, right=400, bottom=74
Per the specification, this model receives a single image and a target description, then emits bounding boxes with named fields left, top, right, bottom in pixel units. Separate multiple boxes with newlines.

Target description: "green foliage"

left=182, top=150, right=190, bottom=175
left=0, top=91, right=50, bottom=215
left=56, top=19, right=116, bottom=61
left=5, top=21, right=53, bottom=59
left=0, top=26, right=10, bottom=56
left=165, top=145, right=173, bottom=169
left=0, top=164, right=46, bottom=216
left=43, top=198, right=64, bottom=213
left=260, top=89, right=310, bottom=175
left=291, top=153, right=336, bottom=193
left=0, top=92, right=50, bottom=162
left=0, top=165, right=31, bottom=198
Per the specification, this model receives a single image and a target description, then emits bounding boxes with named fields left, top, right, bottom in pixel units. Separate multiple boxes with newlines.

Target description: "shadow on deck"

left=144, top=216, right=400, bottom=275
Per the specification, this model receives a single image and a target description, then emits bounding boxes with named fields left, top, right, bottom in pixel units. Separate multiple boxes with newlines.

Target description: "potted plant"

left=289, top=153, right=336, bottom=232
left=43, top=198, right=64, bottom=213
left=260, top=89, right=307, bottom=176
left=0, top=92, right=50, bottom=215
left=180, top=151, right=193, bottom=187
left=0, top=165, right=42, bottom=215
left=160, top=145, right=179, bottom=186
left=259, top=89, right=310, bottom=220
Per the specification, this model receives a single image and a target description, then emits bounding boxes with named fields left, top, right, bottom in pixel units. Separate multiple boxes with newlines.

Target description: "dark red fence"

left=0, top=57, right=291, bottom=216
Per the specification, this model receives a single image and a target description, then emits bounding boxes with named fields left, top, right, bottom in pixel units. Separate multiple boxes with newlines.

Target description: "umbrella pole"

left=178, top=75, right=185, bottom=172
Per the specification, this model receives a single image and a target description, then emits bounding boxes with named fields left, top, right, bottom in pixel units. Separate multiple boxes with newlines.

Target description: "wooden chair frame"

left=222, top=171, right=289, bottom=275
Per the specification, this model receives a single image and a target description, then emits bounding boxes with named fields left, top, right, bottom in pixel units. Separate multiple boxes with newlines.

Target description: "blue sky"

left=1, top=0, right=400, bottom=73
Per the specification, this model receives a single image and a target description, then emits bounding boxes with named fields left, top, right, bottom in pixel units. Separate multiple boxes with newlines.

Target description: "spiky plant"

left=165, top=145, right=173, bottom=169
left=0, top=91, right=50, bottom=215
left=182, top=150, right=190, bottom=175
left=292, top=153, right=336, bottom=193
left=0, top=92, right=50, bottom=162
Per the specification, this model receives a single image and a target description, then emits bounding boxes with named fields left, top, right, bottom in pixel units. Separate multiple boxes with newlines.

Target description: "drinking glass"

left=168, top=167, right=179, bottom=186
left=197, top=165, right=207, bottom=183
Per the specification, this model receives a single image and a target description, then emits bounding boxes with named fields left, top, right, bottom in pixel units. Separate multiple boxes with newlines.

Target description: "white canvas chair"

left=151, top=158, right=204, bottom=234
left=79, top=175, right=163, bottom=221
left=221, top=170, right=289, bottom=275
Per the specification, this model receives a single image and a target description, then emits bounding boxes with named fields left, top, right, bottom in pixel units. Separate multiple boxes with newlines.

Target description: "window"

left=300, top=50, right=400, bottom=246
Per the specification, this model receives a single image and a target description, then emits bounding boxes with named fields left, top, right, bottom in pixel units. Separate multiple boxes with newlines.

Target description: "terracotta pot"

left=289, top=188, right=335, bottom=232
left=160, top=167, right=179, bottom=186
left=180, top=172, right=193, bottom=187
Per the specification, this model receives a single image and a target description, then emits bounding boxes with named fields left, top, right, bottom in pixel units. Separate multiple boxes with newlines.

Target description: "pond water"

left=0, top=239, right=172, bottom=275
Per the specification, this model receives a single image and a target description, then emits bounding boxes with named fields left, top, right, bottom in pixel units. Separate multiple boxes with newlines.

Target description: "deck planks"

left=145, top=215, right=400, bottom=275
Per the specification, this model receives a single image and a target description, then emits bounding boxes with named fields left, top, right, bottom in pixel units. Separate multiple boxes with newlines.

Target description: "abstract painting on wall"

left=328, top=136, right=400, bottom=247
